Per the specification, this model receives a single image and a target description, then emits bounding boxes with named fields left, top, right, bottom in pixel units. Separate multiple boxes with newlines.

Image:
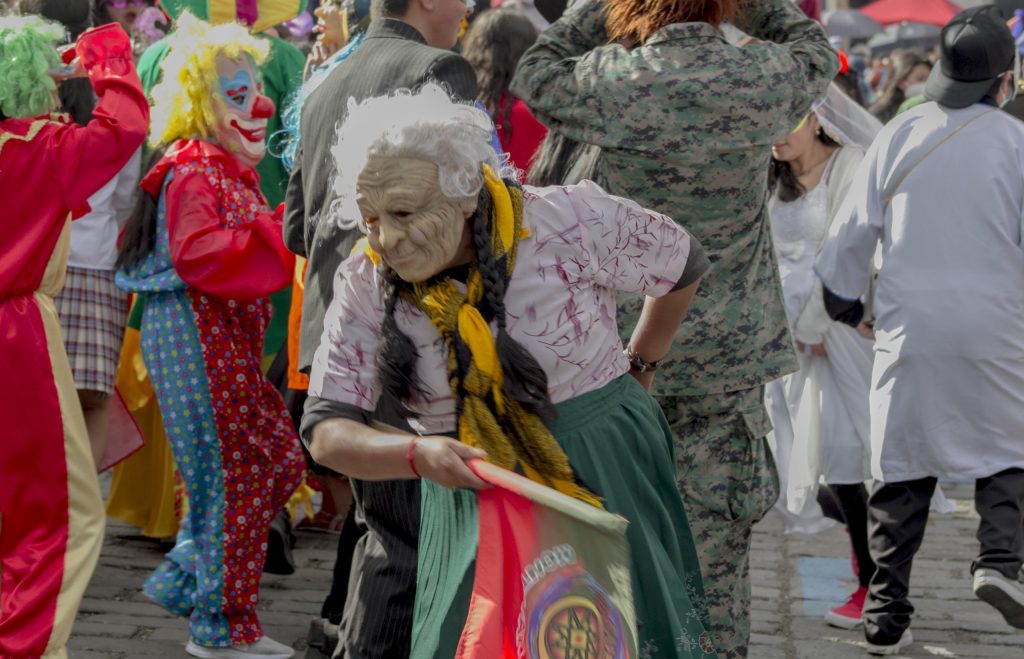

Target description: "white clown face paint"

left=211, top=54, right=274, bottom=169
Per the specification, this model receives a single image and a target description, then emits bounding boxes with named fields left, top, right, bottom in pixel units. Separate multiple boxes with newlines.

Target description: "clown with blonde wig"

left=149, top=13, right=271, bottom=159
left=0, top=15, right=148, bottom=659
left=115, top=13, right=303, bottom=659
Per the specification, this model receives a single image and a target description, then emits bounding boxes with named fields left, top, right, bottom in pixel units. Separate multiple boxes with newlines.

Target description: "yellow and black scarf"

left=367, top=165, right=601, bottom=508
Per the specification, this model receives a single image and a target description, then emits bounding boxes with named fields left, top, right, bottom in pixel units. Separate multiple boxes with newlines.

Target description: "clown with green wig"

left=0, top=14, right=148, bottom=659
left=114, top=13, right=303, bottom=659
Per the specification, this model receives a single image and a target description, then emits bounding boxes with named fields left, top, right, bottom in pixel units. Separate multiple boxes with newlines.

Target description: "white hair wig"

left=328, top=83, right=512, bottom=231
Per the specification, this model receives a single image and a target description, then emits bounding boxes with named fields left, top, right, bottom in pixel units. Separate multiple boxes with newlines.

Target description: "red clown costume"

left=113, top=14, right=303, bottom=658
left=0, top=20, right=148, bottom=659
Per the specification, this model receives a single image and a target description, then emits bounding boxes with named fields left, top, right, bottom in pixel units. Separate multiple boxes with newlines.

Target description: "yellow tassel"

left=286, top=479, right=318, bottom=522
left=483, top=165, right=515, bottom=255
left=460, top=397, right=516, bottom=468
left=355, top=237, right=381, bottom=265
left=457, top=306, right=502, bottom=386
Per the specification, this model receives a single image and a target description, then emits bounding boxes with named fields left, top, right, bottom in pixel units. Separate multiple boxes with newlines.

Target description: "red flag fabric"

left=98, top=390, right=144, bottom=472
left=859, top=0, right=962, bottom=28
left=456, top=460, right=638, bottom=658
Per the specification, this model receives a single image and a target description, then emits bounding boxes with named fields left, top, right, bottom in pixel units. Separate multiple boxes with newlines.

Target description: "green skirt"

left=410, top=375, right=715, bottom=658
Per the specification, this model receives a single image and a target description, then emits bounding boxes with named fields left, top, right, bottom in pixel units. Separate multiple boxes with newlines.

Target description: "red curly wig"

left=605, top=0, right=740, bottom=44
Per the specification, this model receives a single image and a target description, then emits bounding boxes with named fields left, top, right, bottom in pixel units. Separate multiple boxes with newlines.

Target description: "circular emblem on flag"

left=528, top=571, right=628, bottom=659
left=698, top=631, right=715, bottom=654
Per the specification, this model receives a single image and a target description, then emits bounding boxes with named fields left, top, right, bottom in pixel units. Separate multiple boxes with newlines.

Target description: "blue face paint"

left=218, top=68, right=255, bottom=112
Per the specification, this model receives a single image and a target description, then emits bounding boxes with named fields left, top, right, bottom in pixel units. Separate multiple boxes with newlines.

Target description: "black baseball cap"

left=925, top=5, right=1015, bottom=109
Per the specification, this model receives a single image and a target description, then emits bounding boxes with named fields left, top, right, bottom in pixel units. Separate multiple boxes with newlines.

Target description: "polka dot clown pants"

left=138, top=289, right=304, bottom=647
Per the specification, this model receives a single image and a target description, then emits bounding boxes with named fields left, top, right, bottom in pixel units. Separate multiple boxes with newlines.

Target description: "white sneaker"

left=973, top=567, right=1024, bottom=629
left=865, top=629, right=913, bottom=656
left=186, top=635, right=295, bottom=659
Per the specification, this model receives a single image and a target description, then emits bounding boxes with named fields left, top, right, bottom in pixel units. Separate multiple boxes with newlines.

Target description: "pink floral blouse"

left=308, top=180, right=694, bottom=434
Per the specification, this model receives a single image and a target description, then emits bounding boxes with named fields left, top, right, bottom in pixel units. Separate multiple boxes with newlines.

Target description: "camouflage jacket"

left=511, top=0, right=838, bottom=397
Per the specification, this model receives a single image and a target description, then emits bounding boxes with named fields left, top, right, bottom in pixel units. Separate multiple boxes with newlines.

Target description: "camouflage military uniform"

left=512, top=1, right=836, bottom=656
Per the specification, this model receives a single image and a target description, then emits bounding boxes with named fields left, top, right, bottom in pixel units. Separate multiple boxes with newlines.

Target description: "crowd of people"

left=2, top=1, right=1024, bottom=659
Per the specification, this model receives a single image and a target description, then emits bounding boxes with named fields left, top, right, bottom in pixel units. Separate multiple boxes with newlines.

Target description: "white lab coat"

left=816, top=101, right=1024, bottom=483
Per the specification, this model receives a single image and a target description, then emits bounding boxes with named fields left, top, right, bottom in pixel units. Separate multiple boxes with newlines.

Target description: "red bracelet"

left=407, top=437, right=422, bottom=478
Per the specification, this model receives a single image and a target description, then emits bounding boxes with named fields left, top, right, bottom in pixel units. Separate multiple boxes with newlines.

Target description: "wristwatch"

left=624, top=346, right=660, bottom=373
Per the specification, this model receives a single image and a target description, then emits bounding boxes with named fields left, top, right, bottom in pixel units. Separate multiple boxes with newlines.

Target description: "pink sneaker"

left=825, top=586, right=867, bottom=629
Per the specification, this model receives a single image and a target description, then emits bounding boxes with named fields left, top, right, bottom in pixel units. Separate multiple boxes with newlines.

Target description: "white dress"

left=765, top=151, right=874, bottom=532
left=816, top=102, right=1024, bottom=483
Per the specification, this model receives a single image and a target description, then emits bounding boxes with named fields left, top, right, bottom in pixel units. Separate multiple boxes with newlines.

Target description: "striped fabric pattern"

left=54, top=266, right=128, bottom=394
left=160, top=0, right=307, bottom=33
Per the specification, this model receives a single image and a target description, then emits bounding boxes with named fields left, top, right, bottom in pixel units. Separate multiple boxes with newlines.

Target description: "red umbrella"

left=859, top=0, right=962, bottom=27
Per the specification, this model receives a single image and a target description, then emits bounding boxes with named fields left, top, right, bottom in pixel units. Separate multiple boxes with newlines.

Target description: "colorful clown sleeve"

left=456, top=460, right=638, bottom=658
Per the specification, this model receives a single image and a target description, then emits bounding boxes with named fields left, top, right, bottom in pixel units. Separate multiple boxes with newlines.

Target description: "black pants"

left=820, top=483, right=876, bottom=589
left=268, top=349, right=366, bottom=625
left=321, top=505, right=361, bottom=624
left=864, top=468, right=1024, bottom=644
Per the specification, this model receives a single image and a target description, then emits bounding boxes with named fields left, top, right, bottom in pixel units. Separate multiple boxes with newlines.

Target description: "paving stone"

left=70, top=481, right=1021, bottom=657
left=748, top=485, right=1023, bottom=659
left=70, top=621, right=140, bottom=638
left=69, top=635, right=174, bottom=656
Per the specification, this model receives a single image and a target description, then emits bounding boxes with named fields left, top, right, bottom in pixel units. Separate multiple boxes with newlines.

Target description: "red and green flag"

left=458, top=460, right=638, bottom=658
left=157, top=0, right=306, bottom=33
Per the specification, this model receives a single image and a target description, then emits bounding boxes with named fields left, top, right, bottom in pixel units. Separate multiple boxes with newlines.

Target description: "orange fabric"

left=286, top=257, right=309, bottom=390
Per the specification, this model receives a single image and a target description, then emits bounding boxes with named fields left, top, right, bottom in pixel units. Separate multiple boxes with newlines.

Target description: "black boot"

left=264, top=508, right=297, bottom=575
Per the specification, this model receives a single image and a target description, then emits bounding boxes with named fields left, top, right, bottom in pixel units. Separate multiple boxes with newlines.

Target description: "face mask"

left=905, top=82, right=927, bottom=98
left=210, top=54, right=275, bottom=168
left=356, top=156, right=474, bottom=283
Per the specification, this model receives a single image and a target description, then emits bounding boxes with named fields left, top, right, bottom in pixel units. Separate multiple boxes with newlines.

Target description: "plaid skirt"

left=54, top=266, right=129, bottom=394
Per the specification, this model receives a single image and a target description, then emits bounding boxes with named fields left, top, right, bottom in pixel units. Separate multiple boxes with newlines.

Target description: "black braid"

left=116, top=147, right=169, bottom=271
left=467, top=182, right=556, bottom=423
left=470, top=188, right=503, bottom=324
left=374, top=267, right=423, bottom=420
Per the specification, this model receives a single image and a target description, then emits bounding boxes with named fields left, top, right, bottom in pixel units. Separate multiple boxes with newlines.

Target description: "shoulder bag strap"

left=882, top=108, right=997, bottom=211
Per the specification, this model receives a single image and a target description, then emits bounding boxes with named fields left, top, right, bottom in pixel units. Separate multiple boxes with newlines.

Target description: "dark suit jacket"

left=283, top=18, right=477, bottom=372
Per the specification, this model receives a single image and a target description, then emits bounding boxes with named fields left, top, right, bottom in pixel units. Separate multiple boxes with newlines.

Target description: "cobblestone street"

left=69, top=483, right=1024, bottom=658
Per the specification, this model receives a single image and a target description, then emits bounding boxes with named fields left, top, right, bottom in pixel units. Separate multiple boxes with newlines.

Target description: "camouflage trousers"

left=660, top=387, right=780, bottom=659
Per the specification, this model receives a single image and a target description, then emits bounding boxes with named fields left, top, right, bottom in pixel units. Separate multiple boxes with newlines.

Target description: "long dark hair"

left=526, top=131, right=604, bottom=187
left=34, top=0, right=96, bottom=126
left=460, top=9, right=538, bottom=142
left=768, top=124, right=841, bottom=203
left=91, top=0, right=113, bottom=26
left=375, top=180, right=554, bottom=423
left=57, top=79, right=96, bottom=126
left=526, top=132, right=580, bottom=186
left=869, top=52, right=929, bottom=123
left=116, top=146, right=168, bottom=270
left=834, top=69, right=865, bottom=108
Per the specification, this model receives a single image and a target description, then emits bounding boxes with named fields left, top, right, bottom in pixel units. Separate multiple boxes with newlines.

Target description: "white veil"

left=813, top=83, right=882, bottom=149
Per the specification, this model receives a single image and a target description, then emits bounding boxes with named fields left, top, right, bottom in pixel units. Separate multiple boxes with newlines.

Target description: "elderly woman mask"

left=212, top=54, right=274, bottom=169
left=356, top=155, right=476, bottom=283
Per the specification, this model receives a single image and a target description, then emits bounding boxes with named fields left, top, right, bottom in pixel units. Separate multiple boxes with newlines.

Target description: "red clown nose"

left=252, top=94, right=275, bottom=119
